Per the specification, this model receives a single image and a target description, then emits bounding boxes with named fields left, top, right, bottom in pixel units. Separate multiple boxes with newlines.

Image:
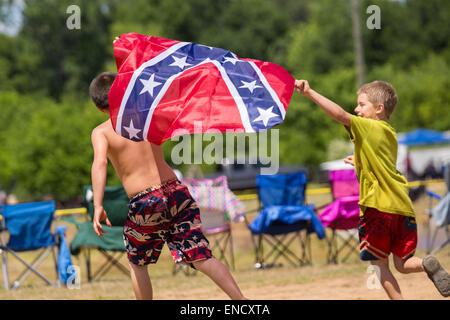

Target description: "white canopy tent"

left=320, top=129, right=450, bottom=180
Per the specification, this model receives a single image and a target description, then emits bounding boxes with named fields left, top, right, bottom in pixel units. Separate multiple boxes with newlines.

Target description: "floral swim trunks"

left=123, top=179, right=212, bottom=267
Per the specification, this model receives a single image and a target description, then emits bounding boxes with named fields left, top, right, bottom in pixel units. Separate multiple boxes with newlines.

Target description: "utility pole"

left=351, top=0, right=366, bottom=88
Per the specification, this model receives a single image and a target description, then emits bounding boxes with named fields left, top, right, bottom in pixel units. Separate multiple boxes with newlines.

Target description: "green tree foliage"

left=362, top=0, right=450, bottom=69
left=4, top=97, right=120, bottom=201
left=370, top=54, right=450, bottom=132
left=109, top=0, right=291, bottom=61
left=196, top=0, right=289, bottom=61
left=286, top=0, right=354, bottom=76
left=0, top=34, right=17, bottom=91
left=12, top=0, right=112, bottom=100
left=0, top=90, right=30, bottom=190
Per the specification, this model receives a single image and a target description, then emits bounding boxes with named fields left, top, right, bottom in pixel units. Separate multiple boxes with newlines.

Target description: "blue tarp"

left=55, top=226, right=76, bottom=285
left=398, top=128, right=450, bottom=146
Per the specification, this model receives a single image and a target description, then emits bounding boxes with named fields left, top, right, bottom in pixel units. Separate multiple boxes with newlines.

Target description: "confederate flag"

left=109, top=33, right=294, bottom=144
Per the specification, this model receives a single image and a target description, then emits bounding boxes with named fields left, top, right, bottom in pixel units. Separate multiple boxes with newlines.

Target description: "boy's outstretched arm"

left=295, top=80, right=351, bottom=127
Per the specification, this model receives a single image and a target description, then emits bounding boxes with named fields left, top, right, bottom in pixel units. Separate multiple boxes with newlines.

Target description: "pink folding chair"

left=319, top=169, right=360, bottom=263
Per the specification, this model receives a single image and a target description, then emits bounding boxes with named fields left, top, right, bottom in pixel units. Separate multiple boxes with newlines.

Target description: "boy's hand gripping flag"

left=109, top=33, right=294, bottom=144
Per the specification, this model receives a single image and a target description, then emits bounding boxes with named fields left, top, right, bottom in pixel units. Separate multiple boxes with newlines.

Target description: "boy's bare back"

left=92, top=120, right=177, bottom=198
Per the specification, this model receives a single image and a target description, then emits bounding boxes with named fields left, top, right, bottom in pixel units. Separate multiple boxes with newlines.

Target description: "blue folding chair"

left=248, top=172, right=325, bottom=268
left=0, top=201, right=61, bottom=290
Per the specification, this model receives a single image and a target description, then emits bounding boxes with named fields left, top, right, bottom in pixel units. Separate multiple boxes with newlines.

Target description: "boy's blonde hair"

left=357, top=80, right=398, bottom=118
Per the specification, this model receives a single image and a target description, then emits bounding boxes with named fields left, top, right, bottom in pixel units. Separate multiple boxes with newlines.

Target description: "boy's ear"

left=376, top=103, right=385, bottom=115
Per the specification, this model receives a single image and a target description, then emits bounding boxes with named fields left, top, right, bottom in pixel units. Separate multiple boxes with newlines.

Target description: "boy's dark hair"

left=89, top=72, right=117, bottom=110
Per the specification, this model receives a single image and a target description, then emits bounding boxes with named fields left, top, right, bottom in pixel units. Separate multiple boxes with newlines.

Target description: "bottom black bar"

left=0, top=300, right=448, bottom=319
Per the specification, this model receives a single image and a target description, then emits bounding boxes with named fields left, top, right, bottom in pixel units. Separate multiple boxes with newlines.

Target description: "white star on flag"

left=139, top=74, right=162, bottom=97
left=253, top=106, right=278, bottom=127
left=169, top=56, right=192, bottom=69
left=223, top=57, right=239, bottom=65
left=239, top=80, right=262, bottom=93
left=123, top=119, right=141, bottom=140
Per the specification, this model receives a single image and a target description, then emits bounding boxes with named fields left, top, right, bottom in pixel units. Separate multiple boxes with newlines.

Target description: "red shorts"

left=358, top=207, right=417, bottom=260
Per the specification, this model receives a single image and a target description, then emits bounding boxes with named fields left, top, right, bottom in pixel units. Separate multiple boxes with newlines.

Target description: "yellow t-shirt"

left=345, top=114, right=414, bottom=217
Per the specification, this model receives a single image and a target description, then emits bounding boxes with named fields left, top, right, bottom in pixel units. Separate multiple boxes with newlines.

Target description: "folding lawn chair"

left=424, top=163, right=450, bottom=255
left=318, top=169, right=360, bottom=264
left=198, top=206, right=235, bottom=269
left=172, top=176, right=246, bottom=275
left=0, top=201, right=61, bottom=290
left=247, top=171, right=325, bottom=269
left=65, top=186, right=129, bottom=282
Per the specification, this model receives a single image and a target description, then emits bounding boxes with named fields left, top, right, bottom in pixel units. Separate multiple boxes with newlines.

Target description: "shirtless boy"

left=89, top=72, right=246, bottom=300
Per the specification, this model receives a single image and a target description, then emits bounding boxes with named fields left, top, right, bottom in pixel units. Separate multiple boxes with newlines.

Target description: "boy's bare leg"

left=192, top=257, right=247, bottom=300
left=393, top=255, right=424, bottom=274
left=371, top=259, right=403, bottom=300
left=129, top=262, right=153, bottom=300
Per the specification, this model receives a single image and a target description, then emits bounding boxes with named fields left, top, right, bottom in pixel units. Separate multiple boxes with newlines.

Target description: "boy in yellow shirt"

left=295, top=79, right=450, bottom=299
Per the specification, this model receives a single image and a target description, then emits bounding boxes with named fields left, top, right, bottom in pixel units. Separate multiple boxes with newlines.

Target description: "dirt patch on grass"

left=155, top=265, right=448, bottom=300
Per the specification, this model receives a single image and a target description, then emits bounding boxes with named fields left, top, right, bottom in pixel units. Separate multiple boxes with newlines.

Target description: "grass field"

left=1, top=181, right=449, bottom=300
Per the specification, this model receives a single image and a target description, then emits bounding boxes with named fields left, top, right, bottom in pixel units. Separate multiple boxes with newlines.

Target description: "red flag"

left=109, top=33, right=294, bottom=144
